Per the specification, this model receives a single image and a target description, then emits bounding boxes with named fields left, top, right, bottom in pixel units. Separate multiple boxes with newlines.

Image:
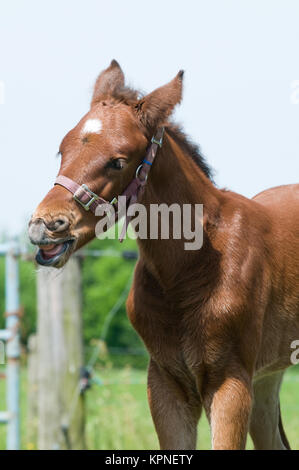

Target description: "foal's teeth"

left=39, top=244, right=56, bottom=251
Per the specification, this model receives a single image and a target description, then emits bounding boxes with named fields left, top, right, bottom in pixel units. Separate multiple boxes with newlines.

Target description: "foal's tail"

left=278, top=403, right=291, bottom=450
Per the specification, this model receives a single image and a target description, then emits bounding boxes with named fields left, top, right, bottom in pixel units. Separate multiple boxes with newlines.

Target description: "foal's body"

left=29, top=60, right=299, bottom=450
left=127, top=132, right=299, bottom=449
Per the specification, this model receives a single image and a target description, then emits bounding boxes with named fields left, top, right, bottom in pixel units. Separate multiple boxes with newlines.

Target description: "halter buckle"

left=151, top=128, right=164, bottom=148
left=73, top=184, right=100, bottom=211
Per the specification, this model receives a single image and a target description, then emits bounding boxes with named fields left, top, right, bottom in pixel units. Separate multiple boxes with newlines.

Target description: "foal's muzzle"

left=28, top=217, right=75, bottom=267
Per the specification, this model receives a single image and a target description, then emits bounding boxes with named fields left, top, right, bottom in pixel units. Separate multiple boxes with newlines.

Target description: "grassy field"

left=0, top=365, right=299, bottom=450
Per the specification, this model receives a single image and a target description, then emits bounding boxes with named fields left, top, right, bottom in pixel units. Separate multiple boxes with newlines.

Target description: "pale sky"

left=0, top=0, right=298, bottom=235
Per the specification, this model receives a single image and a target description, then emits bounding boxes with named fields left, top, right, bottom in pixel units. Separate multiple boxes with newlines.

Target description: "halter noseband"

left=54, top=127, right=164, bottom=241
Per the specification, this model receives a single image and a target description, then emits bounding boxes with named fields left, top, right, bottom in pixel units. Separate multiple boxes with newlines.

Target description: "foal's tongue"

left=39, top=243, right=64, bottom=259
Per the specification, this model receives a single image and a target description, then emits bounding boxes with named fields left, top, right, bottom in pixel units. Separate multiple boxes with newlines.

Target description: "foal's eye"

left=107, top=158, right=126, bottom=170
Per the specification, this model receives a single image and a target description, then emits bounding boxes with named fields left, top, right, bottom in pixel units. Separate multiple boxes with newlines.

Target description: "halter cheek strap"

left=54, top=127, right=164, bottom=241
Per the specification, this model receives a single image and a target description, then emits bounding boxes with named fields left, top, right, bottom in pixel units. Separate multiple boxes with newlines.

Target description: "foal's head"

left=29, top=60, right=184, bottom=267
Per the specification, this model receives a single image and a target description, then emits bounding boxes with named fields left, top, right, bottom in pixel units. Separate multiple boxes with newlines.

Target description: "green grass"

left=0, top=365, right=299, bottom=450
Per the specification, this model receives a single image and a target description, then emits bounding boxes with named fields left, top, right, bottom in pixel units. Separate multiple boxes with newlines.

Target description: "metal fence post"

left=5, top=241, right=20, bottom=450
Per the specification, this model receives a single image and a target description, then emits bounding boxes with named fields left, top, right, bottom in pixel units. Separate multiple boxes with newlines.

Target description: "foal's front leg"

left=147, top=359, right=201, bottom=450
left=203, top=367, right=252, bottom=450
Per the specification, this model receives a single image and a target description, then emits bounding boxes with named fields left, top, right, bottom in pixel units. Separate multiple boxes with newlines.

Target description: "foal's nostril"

left=46, top=217, right=70, bottom=233
left=45, top=216, right=70, bottom=233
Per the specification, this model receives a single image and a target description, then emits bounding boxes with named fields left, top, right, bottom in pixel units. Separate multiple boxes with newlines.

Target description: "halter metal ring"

left=135, top=164, right=148, bottom=182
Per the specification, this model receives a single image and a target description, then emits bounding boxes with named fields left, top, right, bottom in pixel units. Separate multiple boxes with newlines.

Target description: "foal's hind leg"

left=147, top=359, right=201, bottom=450
left=250, top=371, right=290, bottom=449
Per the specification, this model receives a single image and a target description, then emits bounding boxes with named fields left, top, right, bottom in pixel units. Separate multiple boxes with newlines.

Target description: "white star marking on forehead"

left=81, top=118, right=102, bottom=136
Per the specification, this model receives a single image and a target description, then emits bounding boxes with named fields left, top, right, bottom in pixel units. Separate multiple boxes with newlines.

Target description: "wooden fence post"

left=27, top=334, right=38, bottom=447
left=36, top=257, right=85, bottom=450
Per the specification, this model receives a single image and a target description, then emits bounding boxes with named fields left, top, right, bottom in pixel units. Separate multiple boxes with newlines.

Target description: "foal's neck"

left=137, top=130, right=223, bottom=287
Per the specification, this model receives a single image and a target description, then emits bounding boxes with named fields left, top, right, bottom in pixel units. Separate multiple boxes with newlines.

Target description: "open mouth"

left=36, top=240, right=74, bottom=267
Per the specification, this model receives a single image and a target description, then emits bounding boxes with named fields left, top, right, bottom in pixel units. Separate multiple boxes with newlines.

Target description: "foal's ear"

left=135, top=71, right=184, bottom=132
left=91, top=60, right=125, bottom=105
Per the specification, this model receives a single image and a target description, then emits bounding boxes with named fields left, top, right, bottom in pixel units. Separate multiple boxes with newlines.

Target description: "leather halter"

left=54, top=127, right=164, bottom=241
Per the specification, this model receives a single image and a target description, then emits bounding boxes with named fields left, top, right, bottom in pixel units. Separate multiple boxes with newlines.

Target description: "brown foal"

left=29, top=60, right=299, bottom=450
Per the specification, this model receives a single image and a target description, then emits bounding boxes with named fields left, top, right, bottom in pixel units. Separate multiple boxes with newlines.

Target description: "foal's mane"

left=106, top=86, right=214, bottom=182
left=165, top=124, right=213, bottom=181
